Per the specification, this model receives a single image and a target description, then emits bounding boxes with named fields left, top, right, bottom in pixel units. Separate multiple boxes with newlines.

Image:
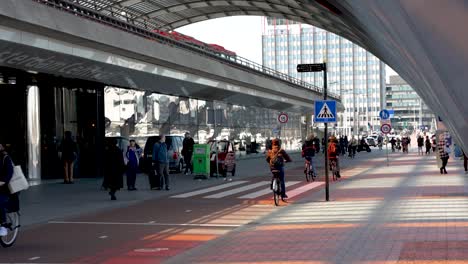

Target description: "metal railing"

left=32, top=0, right=340, bottom=100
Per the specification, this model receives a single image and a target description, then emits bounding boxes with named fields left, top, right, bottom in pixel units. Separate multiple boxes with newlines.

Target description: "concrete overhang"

left=0, top=0, right=343, bottom=115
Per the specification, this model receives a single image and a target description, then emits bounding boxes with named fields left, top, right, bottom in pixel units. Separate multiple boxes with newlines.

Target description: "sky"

left=178, top=16, right=397, bottom=82
left=178, top=16, right=264, bottom=64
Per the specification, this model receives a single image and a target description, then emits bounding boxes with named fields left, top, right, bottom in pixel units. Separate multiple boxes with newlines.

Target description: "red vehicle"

left=152, top=29, right=237, bottom=57
left=209, top=140, right=236, bottom=177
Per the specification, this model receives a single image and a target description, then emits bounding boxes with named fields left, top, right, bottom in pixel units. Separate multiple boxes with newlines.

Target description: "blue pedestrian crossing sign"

left=314, top=100, right=337, bottom=123
left=379, top=109, right=390, bottom=120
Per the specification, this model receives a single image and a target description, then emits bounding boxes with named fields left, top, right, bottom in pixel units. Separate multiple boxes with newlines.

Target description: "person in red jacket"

left=328, top=136, right=341, bottom=178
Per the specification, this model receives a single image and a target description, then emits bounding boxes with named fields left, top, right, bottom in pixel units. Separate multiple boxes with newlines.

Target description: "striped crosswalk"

left=238, top=181, right=301, bottom=199
left=171, top=181, right=248, bottom=198
left=171, top=180, right=323, bottom=200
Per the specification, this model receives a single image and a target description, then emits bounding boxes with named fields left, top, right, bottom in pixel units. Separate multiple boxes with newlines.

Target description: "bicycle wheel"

left=272, top=179, right=280, bottom=206
left=331, top=161, right=337, bottom=181
left=0, top=212, right=20, bottom=248
left=309, top=164, right=316, bottom=181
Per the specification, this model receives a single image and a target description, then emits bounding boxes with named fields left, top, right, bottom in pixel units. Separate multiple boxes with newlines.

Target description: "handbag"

left=3, top=156, right=29, bottom=194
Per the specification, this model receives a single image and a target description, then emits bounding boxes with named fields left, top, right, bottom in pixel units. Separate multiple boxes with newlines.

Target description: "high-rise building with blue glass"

left=262, top=18, right=386, bottom=136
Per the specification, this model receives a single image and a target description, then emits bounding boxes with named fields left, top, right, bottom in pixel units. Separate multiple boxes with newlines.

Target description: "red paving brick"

left=163, top=152, right=468, bottom=264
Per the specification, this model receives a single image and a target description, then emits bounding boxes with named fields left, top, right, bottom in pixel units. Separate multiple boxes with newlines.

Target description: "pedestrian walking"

left=425, top=136, right=432, bottom=155
left=59, top=131, right=77, bottom=184
left=348, top=136, right=358, bottom=158
left=339, top=136, right=346, bottom=156
left=153, top=135, right=170, bottom=190
left=431, top=136, right=437, bottom=152
left=463, top=150, right=468, bottom=174
left=125, top=140, right=141, bottom=191
left=390, top=137, right=396, bottom=152
left=182, top=132, right=195, bottom=175
left=437, top=134, right=450, bottom=174
left=402, top=136, right=410, bottom=153
left=103, top=138, right=125, bottom=200
left=417, top=135, right=424, bottom=155
left=344, top=135, right=349, bottom=154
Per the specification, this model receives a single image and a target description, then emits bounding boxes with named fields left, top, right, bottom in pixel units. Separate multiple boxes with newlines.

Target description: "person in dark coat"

left=103, top=138, right=125, bottom=200
left=182, top=132, right=195, bottom=175
left=59, top=131, right=77, bottom=184
left=339, top=136, right=346, bottom=155
left=125, top=140, right=141, bottom=191
left=266, top=139, right=292, bottom=200
left=425, top=136, right=432, bottom=155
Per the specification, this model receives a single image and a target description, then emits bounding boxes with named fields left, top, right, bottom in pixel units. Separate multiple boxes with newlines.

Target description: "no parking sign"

left=278, top=113, right=288, bottom=123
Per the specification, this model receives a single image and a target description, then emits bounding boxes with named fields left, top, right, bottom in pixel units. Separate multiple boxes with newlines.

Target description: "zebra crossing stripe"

left=204, top=181, right=270, bottom=199
left=171, top=181, right=248, bottom=198
left=238, top=181, right=302, bottom=199
left=287, top=182, right=324, bottom=198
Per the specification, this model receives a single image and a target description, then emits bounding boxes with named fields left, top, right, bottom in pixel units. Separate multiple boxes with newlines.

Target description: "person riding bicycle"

left=328, top=136, right=341, bottom=178
left=302, top=134, right=316, bottom=174
left=266, top=138, right=292, bottom=200
left=0, top=144, right=13, bottom=237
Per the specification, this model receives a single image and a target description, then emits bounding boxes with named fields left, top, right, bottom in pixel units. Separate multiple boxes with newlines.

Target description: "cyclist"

left=0, top=144, right=13, bottom=237
left=302, top=134, right=316, bottom=177
left=266, top=138, right=292, bottom=200
left=328, top=136, right=341, bottom=178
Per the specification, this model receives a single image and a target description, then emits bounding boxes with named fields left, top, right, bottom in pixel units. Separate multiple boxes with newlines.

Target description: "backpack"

left=270, top=149, right=284, bottom=168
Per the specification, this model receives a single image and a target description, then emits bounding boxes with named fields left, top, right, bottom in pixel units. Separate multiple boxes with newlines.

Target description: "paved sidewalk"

left=19, top=152, right=305, bottom=227
left=165, top=150, right=468, bottom=264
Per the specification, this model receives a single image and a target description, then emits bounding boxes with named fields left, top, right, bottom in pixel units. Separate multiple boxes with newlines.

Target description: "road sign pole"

left=323, top=62, right=329, bottom=202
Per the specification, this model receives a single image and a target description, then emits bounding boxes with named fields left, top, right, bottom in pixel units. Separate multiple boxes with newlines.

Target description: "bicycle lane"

left=163, top=151, right=460, bottom=264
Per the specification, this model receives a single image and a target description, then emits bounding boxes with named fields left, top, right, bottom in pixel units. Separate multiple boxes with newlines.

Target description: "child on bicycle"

left=328, top=136, right=341, bottom=178
left=266, top=138, right=292, bottom=199
left=302, top=134, right=316, bottom=175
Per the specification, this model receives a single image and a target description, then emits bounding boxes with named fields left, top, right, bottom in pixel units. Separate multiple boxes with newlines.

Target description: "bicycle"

left=271, top=169, right=282, bottom=206
left=304, top=158, right=316, bottom=182
left=1, top=206, right=20, bottom=248
left=329, top=159, right=339, bottom=181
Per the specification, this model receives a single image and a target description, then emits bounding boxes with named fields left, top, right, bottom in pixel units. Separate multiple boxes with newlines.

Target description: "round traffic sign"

left=278, top=113, right=289, bottom=123
left=379, top=109, right=390, bottom=120
left=381, top=123, right=392, bottom=134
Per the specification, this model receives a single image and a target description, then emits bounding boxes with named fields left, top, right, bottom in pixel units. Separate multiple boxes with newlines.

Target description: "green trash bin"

left=192, top=144, right=210, bottom=179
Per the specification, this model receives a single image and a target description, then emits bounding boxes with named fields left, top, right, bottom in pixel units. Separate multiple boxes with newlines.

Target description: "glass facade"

left=262, top=18, right=386, bottom=136
left=104, top=87, right=304, bottom=155
left=386, top=75, right=435, bottom=132
left=0, top=66, right=305, bottom=181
